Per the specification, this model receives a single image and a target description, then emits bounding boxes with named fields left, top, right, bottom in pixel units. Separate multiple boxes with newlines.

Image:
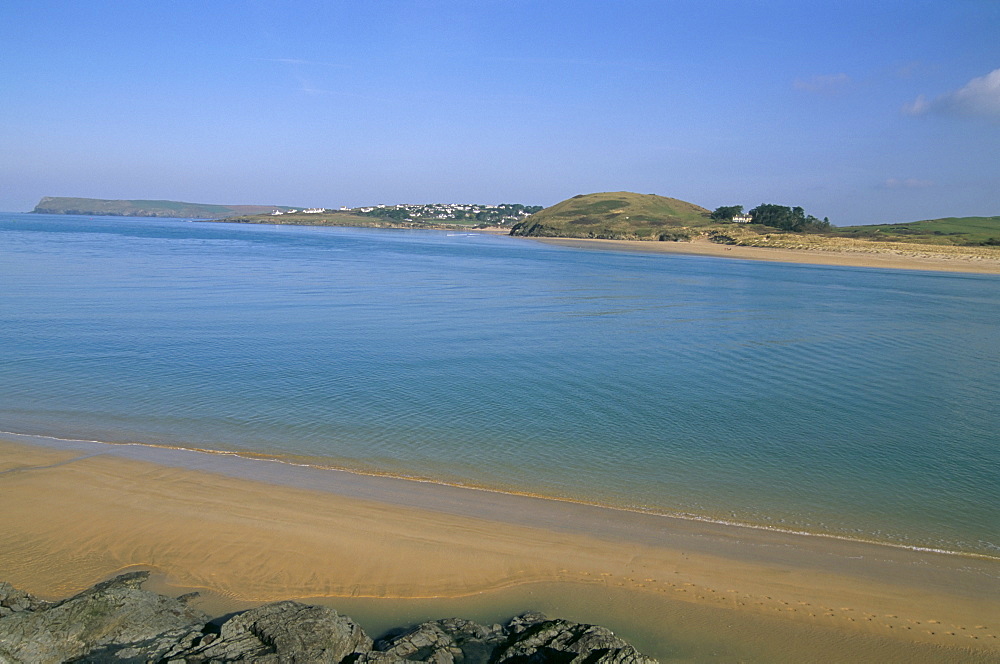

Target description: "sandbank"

left=2, top=435, right=997, bottom=662
left=527, top=236, right=1000, bottom=274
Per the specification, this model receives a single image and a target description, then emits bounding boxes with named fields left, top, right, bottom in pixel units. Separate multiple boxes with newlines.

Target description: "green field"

left=510, top=192, right=712, bottom=240
left=833, top=216, right=1000, bottom=246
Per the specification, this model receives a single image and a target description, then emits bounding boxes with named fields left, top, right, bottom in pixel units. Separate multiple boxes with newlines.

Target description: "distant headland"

left=30, top=196, right=296, bottom=219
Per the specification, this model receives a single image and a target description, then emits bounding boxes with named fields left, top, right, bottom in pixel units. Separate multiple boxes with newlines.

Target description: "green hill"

left=31, top=197, right=293, bottom=219
left=510, top=192, right=711, bottom=240
left=832, top=216, right=1000, bottom=246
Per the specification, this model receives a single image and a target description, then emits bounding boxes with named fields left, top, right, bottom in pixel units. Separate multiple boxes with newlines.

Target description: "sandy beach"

left=2, top=435, right=997, bottom=662
left=526, top=236, right=1000, bottom=274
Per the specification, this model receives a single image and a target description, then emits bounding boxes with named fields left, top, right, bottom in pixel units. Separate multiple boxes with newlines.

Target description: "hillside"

left=510, top=192, right=712, bottom=240
left=832, top=216, right=1000, bottom=246
left=31, top=197, right=293, bottom=219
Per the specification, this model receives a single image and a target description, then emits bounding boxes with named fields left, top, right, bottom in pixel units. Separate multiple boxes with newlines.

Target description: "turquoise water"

left=2, top=213, right=998, bottom=557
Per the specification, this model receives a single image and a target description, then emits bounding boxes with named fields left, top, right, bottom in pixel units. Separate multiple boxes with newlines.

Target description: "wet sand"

left=528, top=236, right=1000, bottom=274
left=2, top=435, right=998, bottom=662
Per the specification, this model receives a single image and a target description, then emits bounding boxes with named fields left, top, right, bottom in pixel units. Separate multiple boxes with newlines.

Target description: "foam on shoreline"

left=3, top=430, right=995, bottom=563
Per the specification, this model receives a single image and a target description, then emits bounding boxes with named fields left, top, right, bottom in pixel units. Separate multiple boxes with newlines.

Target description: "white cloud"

left=882, top=178, right=935, bottom=189
left=793, top=73, right=851, bottom=94
left=902, top=95, right=929, bottom=116
left=905, top=68, right=1000, bottom=119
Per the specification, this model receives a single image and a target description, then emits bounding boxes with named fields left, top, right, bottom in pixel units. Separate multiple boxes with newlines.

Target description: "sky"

left=2, top=1, right=999, bottom=225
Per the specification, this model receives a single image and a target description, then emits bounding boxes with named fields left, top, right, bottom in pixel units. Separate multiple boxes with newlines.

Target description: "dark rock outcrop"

left=0, top=572, right=208, bottom=663
left=0, top=574, right=657, bottom=664
left=164, top=600, right=372, bottom=663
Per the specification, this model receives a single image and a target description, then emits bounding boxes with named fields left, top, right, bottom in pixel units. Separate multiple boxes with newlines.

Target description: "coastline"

left=525, top=236, right=1000, bottom=274
left=3, top=435, right=998, bottom=662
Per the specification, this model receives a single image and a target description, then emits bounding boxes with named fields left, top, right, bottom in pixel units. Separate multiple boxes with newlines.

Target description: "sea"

left=2, top=213, right=998, bottom=559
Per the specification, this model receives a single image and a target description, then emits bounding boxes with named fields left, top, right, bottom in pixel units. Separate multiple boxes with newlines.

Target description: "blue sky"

left=2, top=1, right=998, bottom=224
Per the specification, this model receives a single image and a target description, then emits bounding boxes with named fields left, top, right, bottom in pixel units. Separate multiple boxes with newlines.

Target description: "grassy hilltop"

left=510, top=192, right=711, bottom=240
left=833, top=216, right=1000, bottom=246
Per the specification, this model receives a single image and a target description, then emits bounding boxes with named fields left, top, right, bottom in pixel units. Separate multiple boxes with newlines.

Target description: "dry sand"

left=527, top=236, right=1000, bottom=274
left=2, top=436, right=997, bottom=662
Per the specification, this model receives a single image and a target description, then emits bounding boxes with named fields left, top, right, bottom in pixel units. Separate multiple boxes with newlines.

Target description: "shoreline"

left=4, top=431, right=994, bottom=563
left=3, top=435, right=998, bottom=661
left=525, top=236, right=1000, bottom=274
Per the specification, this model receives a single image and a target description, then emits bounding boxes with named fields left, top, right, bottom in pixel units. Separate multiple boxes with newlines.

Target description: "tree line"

left=711, top=204, right=832, bottom=232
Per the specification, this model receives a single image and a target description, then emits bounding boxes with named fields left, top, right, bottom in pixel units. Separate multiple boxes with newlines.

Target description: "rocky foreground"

left=0, top=572, right=656, bottom=664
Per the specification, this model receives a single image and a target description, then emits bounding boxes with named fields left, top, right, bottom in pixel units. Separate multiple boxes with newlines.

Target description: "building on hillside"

left=732, top=214, right=753, bottom=223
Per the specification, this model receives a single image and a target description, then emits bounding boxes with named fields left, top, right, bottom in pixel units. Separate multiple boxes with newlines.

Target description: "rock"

left=361, top=612, right=655, bottom=664
left=166, top=600, right=373, bottom=663
left=359, top=617, right=506, bottom=664
left=0, top=571, right=208, bottom=664
left=0, top=583, right=50, bottom=618
left=0, top=577, right=657, bottom=664
left=496, top=612, right=657, bottom=664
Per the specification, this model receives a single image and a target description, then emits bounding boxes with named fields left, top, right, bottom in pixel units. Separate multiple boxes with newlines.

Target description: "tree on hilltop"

left=748, top=204, right=831, bottom=232
left=710, top=205, right=744, bottom=222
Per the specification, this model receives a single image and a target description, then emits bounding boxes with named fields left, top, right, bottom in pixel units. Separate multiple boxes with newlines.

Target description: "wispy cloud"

left=904, top=68, right=1000, bottom=119
left=486, top=55, right=673, bottom=74
left=793, top=73, right=851, bottom=95
left=255, top=57, right=350, bottom=69
left=881, top=178, right=935, bottom=189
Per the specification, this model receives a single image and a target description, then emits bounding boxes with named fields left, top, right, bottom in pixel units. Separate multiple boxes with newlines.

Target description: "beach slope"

left=1, top=436, right=997, bottom=662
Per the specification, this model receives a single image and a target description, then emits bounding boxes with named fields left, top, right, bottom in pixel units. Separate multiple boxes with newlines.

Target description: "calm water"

left=2, top=213, right=998, bottom=557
